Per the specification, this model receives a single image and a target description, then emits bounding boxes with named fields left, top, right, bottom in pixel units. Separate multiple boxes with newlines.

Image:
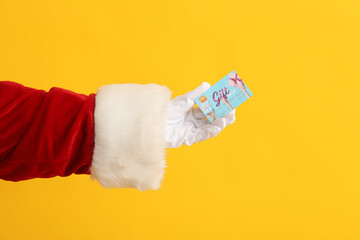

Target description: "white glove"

left=164, top=82, right=236, bottom=148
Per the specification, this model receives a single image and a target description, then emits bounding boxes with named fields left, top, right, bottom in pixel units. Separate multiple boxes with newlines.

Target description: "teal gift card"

left=194, top=71, right=253, bottom=123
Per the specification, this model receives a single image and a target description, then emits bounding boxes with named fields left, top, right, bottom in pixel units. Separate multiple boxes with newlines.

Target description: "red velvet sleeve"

left=0, top=81, right=95, bottom=181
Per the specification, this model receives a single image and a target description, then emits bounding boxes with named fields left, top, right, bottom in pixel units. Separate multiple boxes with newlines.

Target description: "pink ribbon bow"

left=228, top=73, right=243, bottom=88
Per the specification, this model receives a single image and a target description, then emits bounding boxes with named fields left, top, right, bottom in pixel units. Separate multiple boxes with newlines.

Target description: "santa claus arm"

left=0, top=81, right=235, bottom=191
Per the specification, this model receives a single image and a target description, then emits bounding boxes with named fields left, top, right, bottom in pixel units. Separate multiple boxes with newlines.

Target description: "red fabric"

left=0, top=81, right=95, bottom=181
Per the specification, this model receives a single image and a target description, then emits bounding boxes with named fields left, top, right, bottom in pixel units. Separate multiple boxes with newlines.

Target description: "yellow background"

left=0, top=0, right=359, bottom=239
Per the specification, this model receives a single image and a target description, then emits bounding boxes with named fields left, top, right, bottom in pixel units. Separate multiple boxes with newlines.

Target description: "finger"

left=192, top=107, right=206, bottom=119
left=174, top=82, right=211, bottom=114
left=189, top=125, right=220, bottom=145
left=223, top=109, right=236, bottom=126
left=170, top=95, right=196, bottom=114
left=184, top=82, right=211, bottom=101
left=206, top=125, right=222, bottom=138
left=190, top=108, right=209, bottom=128
left=211, top=118, right=227, bottom=131
left=187, top=113, right=232, bottom=146
left=204, top=118, right=226, bottom=139
left=188, top=118, right=226, bottom=145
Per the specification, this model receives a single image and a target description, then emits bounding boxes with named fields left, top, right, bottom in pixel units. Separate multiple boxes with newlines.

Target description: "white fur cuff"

left=90, top=83, right=172, bottom=191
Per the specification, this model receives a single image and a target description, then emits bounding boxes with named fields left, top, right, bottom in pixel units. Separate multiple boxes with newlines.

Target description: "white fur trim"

left=90, top=83, right=172, bottom=191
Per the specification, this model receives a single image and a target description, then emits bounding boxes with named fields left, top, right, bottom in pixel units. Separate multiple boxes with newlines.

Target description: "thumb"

left=185, top=82, right=211, bottom=101
left=172, top=82, right=212, bottom=114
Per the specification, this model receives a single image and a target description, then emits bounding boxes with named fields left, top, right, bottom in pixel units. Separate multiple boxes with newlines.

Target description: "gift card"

left=194, top=71, right=253, bottom=123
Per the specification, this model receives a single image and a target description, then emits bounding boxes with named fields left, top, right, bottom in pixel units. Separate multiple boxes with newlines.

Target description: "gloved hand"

left=164, top=82, right=236, bottom=148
